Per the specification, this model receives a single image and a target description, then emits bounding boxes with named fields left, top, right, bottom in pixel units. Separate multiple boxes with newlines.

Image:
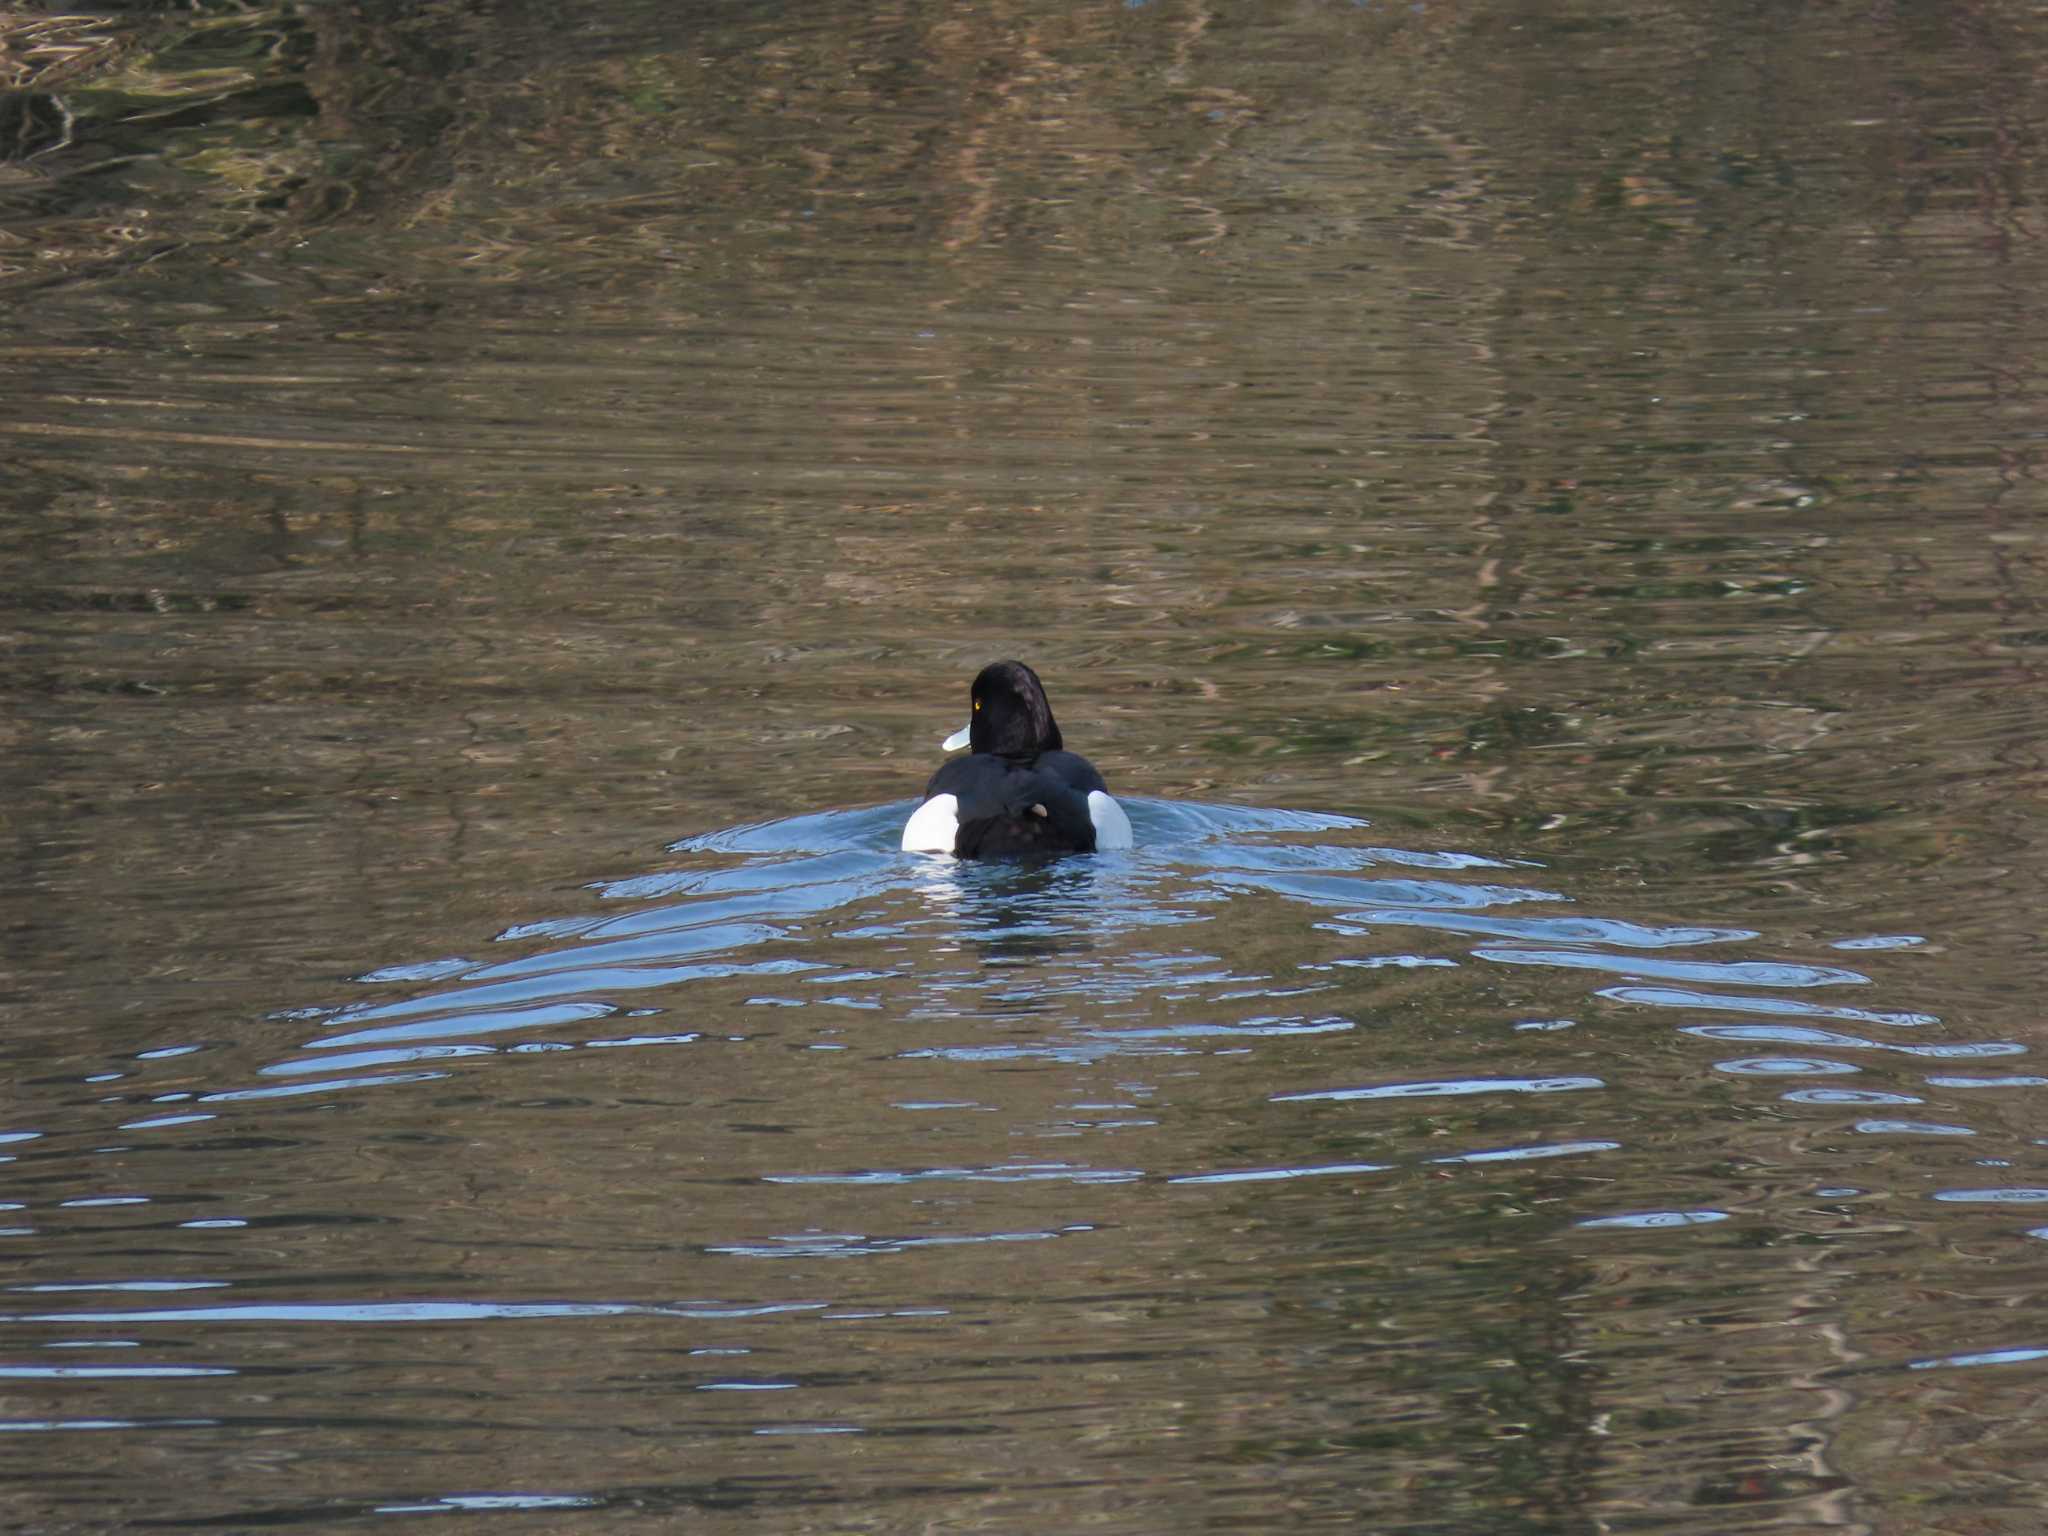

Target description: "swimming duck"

left=901, top=660, right=1134, bottom=858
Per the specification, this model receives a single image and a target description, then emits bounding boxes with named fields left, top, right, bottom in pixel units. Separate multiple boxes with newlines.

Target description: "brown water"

left=4, top=1, right=2047, bottom=1531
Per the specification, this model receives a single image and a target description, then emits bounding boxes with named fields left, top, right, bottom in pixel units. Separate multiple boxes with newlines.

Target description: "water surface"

left=5, top=0, right=2047, bottom=1530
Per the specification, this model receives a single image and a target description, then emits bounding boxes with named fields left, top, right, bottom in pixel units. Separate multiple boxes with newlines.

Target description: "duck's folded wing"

left=901, top=793, right=960, bottom=852
left=1087, top=791, right=1133, bottom=850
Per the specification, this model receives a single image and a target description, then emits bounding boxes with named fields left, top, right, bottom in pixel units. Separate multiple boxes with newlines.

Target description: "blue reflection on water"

left=19, top=791, right=2037, bottom=1397
left=75, top=796, right=1973, bottom=1156
left=260, top=799, right=1750, bottom=1074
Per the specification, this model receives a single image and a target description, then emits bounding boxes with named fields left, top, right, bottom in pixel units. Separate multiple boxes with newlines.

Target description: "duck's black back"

left=924, top=750, right=1107, bottom=858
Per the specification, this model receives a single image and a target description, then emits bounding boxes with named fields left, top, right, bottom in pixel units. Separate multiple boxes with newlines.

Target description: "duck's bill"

left=942, top=723, right=972, bottom=751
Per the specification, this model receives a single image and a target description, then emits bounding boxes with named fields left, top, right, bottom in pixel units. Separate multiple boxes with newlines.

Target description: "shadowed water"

left=5, top=0, right=2048, bottom=1530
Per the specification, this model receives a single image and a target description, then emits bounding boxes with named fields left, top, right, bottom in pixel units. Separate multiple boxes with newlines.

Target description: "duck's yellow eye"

left=973, top=699, right=980, bottom=711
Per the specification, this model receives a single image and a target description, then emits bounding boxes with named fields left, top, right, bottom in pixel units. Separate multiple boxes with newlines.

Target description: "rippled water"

left=20, top=795, right=2020, bottom=1528
left=6, top=0, right=2048, bottom=1530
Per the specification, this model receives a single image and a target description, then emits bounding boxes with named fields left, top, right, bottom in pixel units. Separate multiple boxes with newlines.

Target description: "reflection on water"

left=6, top=0, right=2048, bottom=1529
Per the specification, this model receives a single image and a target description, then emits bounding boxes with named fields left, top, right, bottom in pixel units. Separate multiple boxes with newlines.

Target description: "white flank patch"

left=1089, top=791, right=1134, bottom=850
left=901, top=794, right=961, bottom=852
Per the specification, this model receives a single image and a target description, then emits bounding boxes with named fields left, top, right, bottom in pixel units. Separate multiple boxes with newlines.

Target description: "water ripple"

left=1275, top=1075, right=1605, bottom=1103
left=1930, top=1189, right=2048, bottom=1205
left=1683, top=1024, right=2022, bottom=1059
left=1715, top=1058, right=1860, bottom=1076
left=0, top=1365, right=236, bottom=1379
left=3, top=1300, right=827, bottom=1325
left=1925, top=1075, right=2048, bottom=1089
left=1605, top=986, right=1938, bottom=1027
left=1343, top=913, right=1757, bottom=949
left=201, top=1071, right=449, bottom=1103
left=1576, top=1210, right=1731, bottom=1230
left=1169, top=1161, right=1393, bottom=1186
left=763, top=1163, right=1143, bottom=1187
left=1853, top=1120, right=1975, bottom=1137
left=379, top=1496, right=600, bottom=1514
left=1910, top=1346, right=2048, bottom=1371
left=1782, top=1088, right=1923, bottom=1105
left=1477, top=947, right=1868, bottom=988
left=709, top=1229, right=1069, bottom=1259
left=1428, top=1140, right=1621, bottom=1166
